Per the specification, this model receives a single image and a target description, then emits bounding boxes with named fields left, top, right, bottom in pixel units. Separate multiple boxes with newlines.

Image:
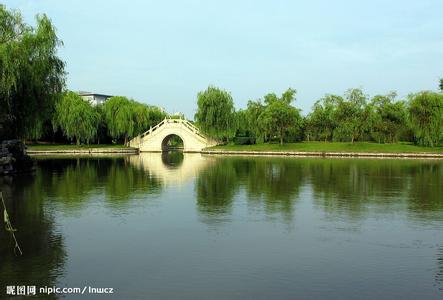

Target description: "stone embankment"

left=201, top=150, right=443, bottom=159
left=27, top=148, right=138, bottom=155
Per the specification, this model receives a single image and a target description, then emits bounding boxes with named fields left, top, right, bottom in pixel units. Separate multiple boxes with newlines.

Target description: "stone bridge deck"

left=128, top=118, right=218, bottom=152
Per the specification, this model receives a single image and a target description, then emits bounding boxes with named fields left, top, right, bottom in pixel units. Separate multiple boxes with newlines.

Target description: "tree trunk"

left=280, top=128, right=284, bottom=145
left=124, top=135, right=128, bottom=146
left=351, top=135, right=354, bottom=143
left=76, top=136, right=80, bottom=145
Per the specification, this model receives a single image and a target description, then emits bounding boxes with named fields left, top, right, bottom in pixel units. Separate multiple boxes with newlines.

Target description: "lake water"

left=1, top=153, right=442, bottom=299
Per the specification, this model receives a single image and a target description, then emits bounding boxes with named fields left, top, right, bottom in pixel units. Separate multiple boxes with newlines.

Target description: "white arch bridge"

left=127, top=118, right=218, bottom=152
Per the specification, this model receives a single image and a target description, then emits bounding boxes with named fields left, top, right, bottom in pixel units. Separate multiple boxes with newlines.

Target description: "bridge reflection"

left=128, top=152, right=215, bottom=187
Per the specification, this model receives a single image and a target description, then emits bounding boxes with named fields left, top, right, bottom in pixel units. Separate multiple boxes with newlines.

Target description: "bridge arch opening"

left=161, top=134, right=184, bottom=152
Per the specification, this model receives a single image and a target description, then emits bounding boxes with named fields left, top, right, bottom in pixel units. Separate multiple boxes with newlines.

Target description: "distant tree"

left=53, top=92, right=99, bottom=144
left=132, top=102, right=150, bottom=136
left=408, top=91, right=443, bottom=147
left=245, top=100, right=266, bottom=143
left=195, top=86, right=235, bottom=141
left=439, top=79, right=443, bottom=92
left=103, top=96, right=135, bottom=144
left=231, top=109, right=256, bottom=145
left=234, top=109, right=248, bottom=134
left=169, top=112, right=185, bottom=119
left=260, top=88, right=302, bottom=145
left=333, top=88, right=369, bottom=143
left=94, top=104, right=108, bottom=144
left=103, top=97, right=165, bottom=144
left=147, top=106, right=167, bottom=127
left=370, top=92, right=407, bottom=143
left=305, top=95, right=340, bottom=142
left=0, top=5, right=66, bottom=139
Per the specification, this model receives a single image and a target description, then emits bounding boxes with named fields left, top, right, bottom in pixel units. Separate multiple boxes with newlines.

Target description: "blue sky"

left=4, top=0, right=443, bottom=118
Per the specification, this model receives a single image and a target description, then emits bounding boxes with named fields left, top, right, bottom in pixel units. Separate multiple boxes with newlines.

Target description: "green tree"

left=103, top=97, right=167, bottom=144
left=260, top=88, right=302, bottom=145
left=52, top=92, right=99, bottom=144
left=439, top=79, right=443, bottom=92
left=370, top=93, right=407, bottom=143
left=0, top=5, right=65, bottom=139
left=94, top=104, right=108, bottom=144
left=245, top=100, right=266, bottom=143
left=333, top=88, right=369, bottom=143
left=146, top=106, right=167, bottom=128
left=305, top=95, right=340, bottom=141
left=103, top=96, right=135, bottom=144
left=195, top=86, right=235, bottom=141
left=408, top=91, right=443, bottom=147
left=132, top=102, right=151, bottom=137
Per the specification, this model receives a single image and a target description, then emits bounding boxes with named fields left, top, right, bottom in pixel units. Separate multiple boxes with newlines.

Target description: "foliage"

left=102, top=96, right=167, bottom=144
left=440, top=79, right=443, bottom=92
left=370, top=92, right=407, bottom=143
left=245, top=100, right=266, bottom=143
left=146, top=106, right=167, bottom=128
left=332, top=88, right=370, bottom=143
left=94, top=104, right=109, bottom=144
left=52, top=92, right=99, bottom=144
left=0, top=5, right=65, bottom=139
left=132, top=101, right=151, bottom=137
left=407, top=91, right=443, bottom=147
left=305, top=95, right=340, bottom=142
left=195, top=86, right=236, bottom=140
left=260, top=89, right=302, bottom=145
left=240, top=88, right=302, bottom=145
left=103, top=96, right=134, bottom=143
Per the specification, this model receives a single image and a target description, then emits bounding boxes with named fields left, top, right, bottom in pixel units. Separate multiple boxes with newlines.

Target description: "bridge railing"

left=128, top=118, right=212, bottom=147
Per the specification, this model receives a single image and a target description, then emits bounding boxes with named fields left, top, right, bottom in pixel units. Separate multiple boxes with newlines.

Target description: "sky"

left=4, top=0, right=443, bottom=118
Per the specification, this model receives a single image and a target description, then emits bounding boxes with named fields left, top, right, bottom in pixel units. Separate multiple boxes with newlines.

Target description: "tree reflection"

left=0, top=175, right=65, bottom=299
left=33, top=156, right=163, bottom=210
left=195, top=156, right=443, bottom=223
left=104, top=158, right=163, bottom=204
left=237, top=158, right=304, bottom=219
left=307, top=159, right=443, bottom=220
left=406, top=163, right=443, bottom=213
left=195, top=157, right=305, bottom=222
left=196, top=159, right=238, bottom=218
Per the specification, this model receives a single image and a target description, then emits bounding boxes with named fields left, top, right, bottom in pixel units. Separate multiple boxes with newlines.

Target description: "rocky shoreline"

left=0, top=140, right=34, bottom=175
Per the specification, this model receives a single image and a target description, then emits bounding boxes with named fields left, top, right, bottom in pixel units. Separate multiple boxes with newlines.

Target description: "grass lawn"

left=209, top=142, right=443, bottom=153
left=26, top=143, right=132, bottom=151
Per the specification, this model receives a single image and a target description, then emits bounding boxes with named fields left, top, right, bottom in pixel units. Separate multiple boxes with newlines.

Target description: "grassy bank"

left=209, top=142, right=443, bottom=153
left=26, top=144, right=132, bottom=151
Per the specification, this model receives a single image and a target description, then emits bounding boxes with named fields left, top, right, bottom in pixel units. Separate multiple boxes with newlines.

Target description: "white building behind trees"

left=79, top=92, right=112, bottom=105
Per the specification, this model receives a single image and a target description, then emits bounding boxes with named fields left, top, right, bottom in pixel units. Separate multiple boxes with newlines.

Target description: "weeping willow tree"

left=0, top=5, right=65, bottom=140
left=194, top=86, right=236, bottom=141
left=52, top=92, right=99, bottom=144
left=408, top=91, right=443, bottom=147
left=102, top=96, right=134, bottom=144
left=132, top=102, right=151, bottom=137
left=103, top=96, right=168, bottom=144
